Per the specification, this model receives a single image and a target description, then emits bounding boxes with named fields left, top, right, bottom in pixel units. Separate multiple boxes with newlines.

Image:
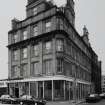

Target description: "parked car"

left=86, top=94, right=101, bottom=103
left=0, top=94, right=17, bottom=104
left=99, top=93, right=105, bottom=99
left=18, top=95, right=46, bottom=105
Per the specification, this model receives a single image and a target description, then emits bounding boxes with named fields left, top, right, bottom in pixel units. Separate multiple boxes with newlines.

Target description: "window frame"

left=12, top=50, right=18, bottom=61
left=13, top=33, right=18, bottom=43
left=21, top=47, right=28, bottom=59
left=57, top=58, right=64, bottom=73
left=32, top=44, right=39, bottom=57
left=11, top=66, right=18, bottom=78
left=20, top=64, right=28, bottom=77
left=45, top=19, right=51, bottom=32
left=56, top=39, right=64, bottom=52
left=33, top=25, right=38, bottom=36
left=43, top=41, right=52, bottom=54
left=33, top=7, right=38, bottom=15
left=22, top=30, right=28, bottom=40
left=32, top=62, right=40, bottom=76
left=43, top=59, right=52, bottom=75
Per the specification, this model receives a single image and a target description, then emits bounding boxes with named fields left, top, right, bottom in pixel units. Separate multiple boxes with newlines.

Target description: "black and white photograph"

left=0, top=0, right=105, bottom=105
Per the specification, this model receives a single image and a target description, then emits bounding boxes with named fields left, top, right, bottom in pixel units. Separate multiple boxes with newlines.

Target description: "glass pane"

left=33, top=26, right=38, bottom=36
left=54, top=80, right=64, bottom=100
left=38, top=81, right=43, bottom=99
left=30, top=82, right=37, bottom=98
left=23, top=31, right=27, bottom=40
left=44, top=81, right=52, bottom=100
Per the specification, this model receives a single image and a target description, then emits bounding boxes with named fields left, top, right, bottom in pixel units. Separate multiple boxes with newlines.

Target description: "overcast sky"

left=0, top=0, right=105, bottom=79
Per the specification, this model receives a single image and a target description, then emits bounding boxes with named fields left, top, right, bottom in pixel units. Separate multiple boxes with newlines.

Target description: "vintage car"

left=18, top=95, right=46, bottom=105
left=0, top=94, right=17, bottom=104
left=99, top=93, right=105, bottom=99
left=86, top=94, right=101, bottom=103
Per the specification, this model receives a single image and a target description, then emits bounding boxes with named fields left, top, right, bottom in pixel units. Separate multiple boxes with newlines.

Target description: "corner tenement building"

left=7, top=0, right=101, bottom=102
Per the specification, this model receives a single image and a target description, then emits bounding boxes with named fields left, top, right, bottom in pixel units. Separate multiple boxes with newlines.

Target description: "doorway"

left=15, top=88, right=19, bottom=98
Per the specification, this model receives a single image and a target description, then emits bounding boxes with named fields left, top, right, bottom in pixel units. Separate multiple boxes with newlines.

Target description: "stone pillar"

left=29, top=82, right=30, bottom=95
left=52, top=80, right=54, bottom=101
left=69, top=82, right=70, bottom=101
left=64, top=81, right=66, bottom=100
left=36, top=82, right=38, bottom=98
left=43, top=81, right=44, bottom=99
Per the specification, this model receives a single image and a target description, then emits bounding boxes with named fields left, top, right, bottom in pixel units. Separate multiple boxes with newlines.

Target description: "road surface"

left=81, top=99, right=105, bottom=105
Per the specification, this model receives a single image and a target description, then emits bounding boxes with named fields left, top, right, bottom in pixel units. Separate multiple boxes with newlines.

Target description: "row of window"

left=12, top=39, right=64, bottom=60
left=12, top=19, right=52, bottom=43
left=11, top=58, right=91, bottom=82
left=64, top=61, right=91, bottom=82
left=12, top=38, right=91, bottom=72
left=66, top=41, right=91, bottom=71
left=57, top=17, right=91, bottom=59
left=11, top=59, right=62, bottom=78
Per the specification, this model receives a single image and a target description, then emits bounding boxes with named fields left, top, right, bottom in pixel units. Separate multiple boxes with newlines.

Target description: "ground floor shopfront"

left=8, top=76, right=92, bottom=101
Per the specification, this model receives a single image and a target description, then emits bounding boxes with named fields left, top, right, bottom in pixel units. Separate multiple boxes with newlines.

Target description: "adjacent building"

left=7, top=0, right=101, bottom=102
left=102, top=75, right=105, bottom=93
left=0, top=80, right=8, bottom=96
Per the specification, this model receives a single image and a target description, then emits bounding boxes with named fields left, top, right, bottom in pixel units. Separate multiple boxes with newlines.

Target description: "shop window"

left=44, top=81, right=52, bottom=100
left=54, top=81, right=64, bottom=100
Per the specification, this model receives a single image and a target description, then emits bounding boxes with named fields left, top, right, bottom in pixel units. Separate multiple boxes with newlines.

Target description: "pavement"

left=46, top=100, right=85, bottom=105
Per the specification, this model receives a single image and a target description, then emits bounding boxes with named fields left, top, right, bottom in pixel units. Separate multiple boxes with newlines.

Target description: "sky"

left=0, top=0, right=105, bottom=79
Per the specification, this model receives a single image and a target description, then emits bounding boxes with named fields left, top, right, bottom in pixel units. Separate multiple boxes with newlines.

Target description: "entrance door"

left=15, top=88, right=19, bottom=98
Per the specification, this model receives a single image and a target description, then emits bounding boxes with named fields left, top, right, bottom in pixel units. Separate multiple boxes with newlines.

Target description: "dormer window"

left=33, top=7, right=38, bottom=15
